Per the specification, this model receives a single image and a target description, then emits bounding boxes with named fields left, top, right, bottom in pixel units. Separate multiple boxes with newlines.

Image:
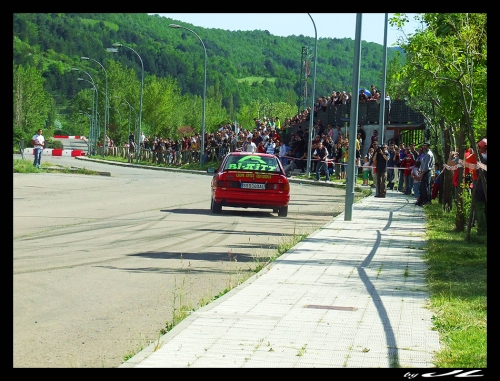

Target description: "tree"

left=390, top=13, right=487, bottom=235
left=13, top=64, right=52, bottom=140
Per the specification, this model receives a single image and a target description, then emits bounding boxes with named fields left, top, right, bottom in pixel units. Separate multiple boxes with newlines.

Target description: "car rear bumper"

left=213, top=190, right=289, bottom=208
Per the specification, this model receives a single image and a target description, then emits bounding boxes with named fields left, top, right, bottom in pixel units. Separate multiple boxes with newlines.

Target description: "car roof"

left=227, top=152, right=277, bottom=159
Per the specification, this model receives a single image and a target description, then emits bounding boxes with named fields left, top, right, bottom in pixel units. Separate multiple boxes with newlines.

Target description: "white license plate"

left=241, top=183, right=265, bottom=189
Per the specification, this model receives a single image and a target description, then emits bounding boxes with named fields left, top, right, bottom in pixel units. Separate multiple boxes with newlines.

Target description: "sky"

left=150, top=13, right=423, bottom=47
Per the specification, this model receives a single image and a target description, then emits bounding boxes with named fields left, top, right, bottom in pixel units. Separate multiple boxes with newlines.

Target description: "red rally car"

left=210, top=152, right=291, bottom=217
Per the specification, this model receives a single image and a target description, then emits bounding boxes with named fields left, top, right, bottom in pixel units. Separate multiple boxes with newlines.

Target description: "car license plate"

left=241, top=183, right=265, bottom=189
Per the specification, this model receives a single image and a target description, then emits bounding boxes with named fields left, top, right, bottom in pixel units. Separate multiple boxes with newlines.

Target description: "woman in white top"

left=265, top=138, right=276, bottom=155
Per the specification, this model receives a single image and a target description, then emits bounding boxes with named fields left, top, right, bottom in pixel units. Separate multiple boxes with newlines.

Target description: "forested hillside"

left=13, top=13, right=401, bottom=143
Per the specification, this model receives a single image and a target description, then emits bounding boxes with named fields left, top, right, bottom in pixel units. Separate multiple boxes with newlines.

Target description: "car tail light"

left=217, top=180, right=240, bottom=188
left=268, top=183, right=290, bottom=191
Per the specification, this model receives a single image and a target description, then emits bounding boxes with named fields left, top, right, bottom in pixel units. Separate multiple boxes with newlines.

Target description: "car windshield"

left=224, top=155, right=281, bottom=173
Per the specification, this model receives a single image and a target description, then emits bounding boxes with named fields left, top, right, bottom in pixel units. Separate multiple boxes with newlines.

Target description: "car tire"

left=278, top=206, right=288, bottom=217
left=211, top=198, right=222, bottom=214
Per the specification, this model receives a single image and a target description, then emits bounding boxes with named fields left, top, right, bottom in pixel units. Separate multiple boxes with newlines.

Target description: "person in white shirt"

left=265, top=138, right=276, bottom=155
left=31, top=128, right=45, bottom=169
left=243, top=136, right=257, bottom=152
left=278, top=140, right=290, bottom=166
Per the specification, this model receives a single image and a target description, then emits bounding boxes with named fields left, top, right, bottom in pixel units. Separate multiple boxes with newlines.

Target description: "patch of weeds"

left=297, top=345, right=307, bottom=356
left=377, top=263, right=384, bottom=279
left=404, top=265, right=410, bottom=277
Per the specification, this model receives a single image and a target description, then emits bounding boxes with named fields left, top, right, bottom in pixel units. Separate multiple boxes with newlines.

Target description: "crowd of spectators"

left=120, top=85, right=390, bottom=170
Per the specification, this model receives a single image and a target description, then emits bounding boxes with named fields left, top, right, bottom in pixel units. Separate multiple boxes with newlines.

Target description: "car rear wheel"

left=278, top=206, right=288, bottom=217
left=211, top=198, right=222, bottom=214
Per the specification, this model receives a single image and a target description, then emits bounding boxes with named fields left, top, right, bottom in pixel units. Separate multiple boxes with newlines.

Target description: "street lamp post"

left=72, top=68, right=98, bottom=155
left=76, top=78, right=97, bottom=153
left=81, top=57, right=108, bottom=158
left=79, top=111, right=92, bottom=140
left=110, top=44, right=144, bottom=163
left=306, top=13, right=318, bottom=178
left=169, top=24, right=207, bottom=168
left=115, top=96, right=136, bottom=143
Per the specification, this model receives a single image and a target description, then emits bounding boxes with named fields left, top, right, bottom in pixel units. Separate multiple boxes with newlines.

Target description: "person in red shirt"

left=401, top=151, right=415, bottom=195
left=464, top=147, right=478, bottom=187
left=257, top=141, right=266, bottom=153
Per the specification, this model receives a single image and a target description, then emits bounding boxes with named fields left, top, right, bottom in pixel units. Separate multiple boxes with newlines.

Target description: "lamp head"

left=112, top=43, right=123, bottom=47
left=77, top=78, right=84, bottom=81
left=71, top=68, right=79, bottom=71
left=81, top=57, right=89, bottom=60
left=169, top=24, right=181, bottom=29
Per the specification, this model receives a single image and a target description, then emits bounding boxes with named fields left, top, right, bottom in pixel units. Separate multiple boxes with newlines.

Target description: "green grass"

left=13, top=159, right=100, bottom=175
left=236, top=76, right=276, bottom=85
left=423, top=202, right=487, bottom=368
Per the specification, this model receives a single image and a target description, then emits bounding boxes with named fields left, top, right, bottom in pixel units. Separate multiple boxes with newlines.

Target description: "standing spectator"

left=31, top=128, right=45, bottom=169
left=474, top=138, right=487, bottom=235
left=264, top=138, right=275, bottom=155
left=431, top=163, right=442, bottom=201
left=128, top=131, right=135, bottom=153
left=397, top=142, right=406, bottom=191
left=359, top=89, right=368, bottom=103
left=401, top=151, right=415, bottom=195
left=293, top=135, right=306, bottom=171
left=362, top=156, right=371, bottom=186
left=340, top=140, right=349, bottom=180
left=411, top=160, right=422, bottom=204
left=334, top=141, right=343, bottom=180
left=327, top=124, right=334, bottom=140
left=393, top=148, right=401, bottom=190
left=387, top=143, right=396, bottom=190
left=278, top=140, right=289, bottom=167
left=372, top=145, right=388, bottom=198
left=464, top=147, right=478, bottom=185
left=313, top=141, right=330, bottom=182
left=333, top=125, right=342, bottom=144
left=369, top=141, right=379, bottom=193
left=220, top=138, right=229, bottom=159
left=140, top=132, right=145, bottom=149
left=409, top=143, right=419, bottom=161
left=416, top=141, right=435, bottom=206
left=370, top=129, right=379, bottom=149
left=243, top=136, right=257, bottom=153
left=257, top=140, right=266, bottom=153
left=417, top=146, right=425, bottom=161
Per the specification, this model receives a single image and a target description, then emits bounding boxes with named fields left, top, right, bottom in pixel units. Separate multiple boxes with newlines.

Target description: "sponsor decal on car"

left=226, top=156, right=277, bottom=172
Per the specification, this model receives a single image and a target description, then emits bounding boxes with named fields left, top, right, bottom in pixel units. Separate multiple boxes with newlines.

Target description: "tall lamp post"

left=378, top=13, right=389, bottom=144
left=169, top=24, right=207, bottom=168
left=72, top=68, right=98, bottom=155
left=79, top=111, right=92, bottom=140
left=76, top=78, right=97, bottom=153
left=81, top=57, right=108, bottom=158
left=306, top=13, right=318, bottom=177
left=115, top=96, right=136, bottom=142
left=110, top=44, right=144, bottom=163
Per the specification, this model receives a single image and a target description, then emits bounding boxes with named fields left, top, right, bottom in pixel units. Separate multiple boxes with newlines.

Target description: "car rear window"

left=224, top=155, right=281, bottom=172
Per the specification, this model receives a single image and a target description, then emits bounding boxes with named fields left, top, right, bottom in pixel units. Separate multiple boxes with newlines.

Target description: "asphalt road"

left=13, top=156, right=351, bottom=368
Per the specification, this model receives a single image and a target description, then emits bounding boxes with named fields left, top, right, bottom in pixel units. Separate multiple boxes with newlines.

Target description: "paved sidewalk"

left=120, top=190, right=440, bottom=368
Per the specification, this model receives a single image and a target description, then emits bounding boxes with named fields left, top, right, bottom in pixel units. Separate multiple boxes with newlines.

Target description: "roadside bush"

left=45, top=138, right=63, bottom=149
